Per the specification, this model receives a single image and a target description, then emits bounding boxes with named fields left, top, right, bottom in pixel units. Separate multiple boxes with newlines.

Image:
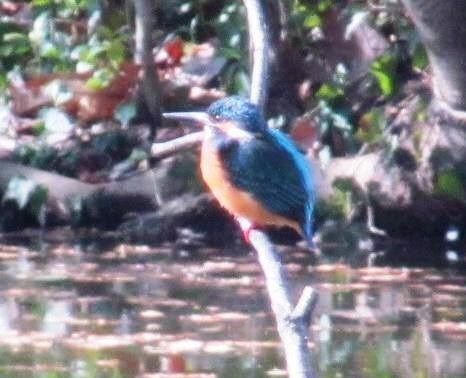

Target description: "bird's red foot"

left=236, top=218, right=258, bottom=244
left=242, top=227, right=253, bottom=244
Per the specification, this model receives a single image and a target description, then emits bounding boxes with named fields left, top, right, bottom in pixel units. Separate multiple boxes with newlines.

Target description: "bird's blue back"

left=218, top=128, right=315, bottom=244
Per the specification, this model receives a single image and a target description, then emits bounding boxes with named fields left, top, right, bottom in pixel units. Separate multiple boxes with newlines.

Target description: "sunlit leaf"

left=316, top=83, right=343, bottom=102
left=179, top=2, right=192, bottom=14
left=3, top=176, right=48, bottom=219
left=304, top=13, right=322, bottom=28
left=318, top=0, right=333, bottom=12
left=0, top=31, right=31, bottom=58
left=29, top=12, right=51, bottom=45
left=3, top=32, right=29, bottom=43
left=115, top=102, right=136, bottom=126
left=43, top=79, right=74, bottom=105
left=40, top=41, right=62, bottom=60
left=32, top=0, right=54, bottom=7
left=33, top=121, right=46, bottom=136
left=371, top=54, right=397, bottom=97
left=35, top=108, right=74, bottom=143
left=106, top=40, right=126, bottom=67
left=356, top=109, right=385, bottom=144
left=86, top=68, right=114, bottom=90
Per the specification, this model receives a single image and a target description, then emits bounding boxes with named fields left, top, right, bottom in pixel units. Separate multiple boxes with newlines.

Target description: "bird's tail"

left=301, top=217, right=315, bottom=250
left=302, top=228, right=315, bottom=249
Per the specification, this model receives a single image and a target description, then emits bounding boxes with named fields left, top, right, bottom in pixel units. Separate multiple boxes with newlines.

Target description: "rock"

left=119, top=193, right=238, bottom=246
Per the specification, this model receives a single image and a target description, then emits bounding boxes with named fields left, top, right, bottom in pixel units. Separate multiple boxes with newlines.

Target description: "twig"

left=277, top=0, right=290, bottom=42
left=247, top=228, right=318, bottom=378
left=366, top=203, right=386, bottom=236
left=292, top=286, right=318, bottom=328
left=151, top=131, right=204, bottom=159
left=243, top=0, right=270, bottom=110
left=134, top=0, right=161, bottom=140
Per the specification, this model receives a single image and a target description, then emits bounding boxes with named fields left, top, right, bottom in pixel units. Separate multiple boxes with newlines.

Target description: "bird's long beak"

left=162, top=112, right=212, bottom=127
left=163, top=111, right=254, bottom=141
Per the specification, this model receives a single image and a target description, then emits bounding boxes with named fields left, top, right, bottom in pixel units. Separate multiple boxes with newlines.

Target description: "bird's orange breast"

left=200, top=142, right=300, bottom=232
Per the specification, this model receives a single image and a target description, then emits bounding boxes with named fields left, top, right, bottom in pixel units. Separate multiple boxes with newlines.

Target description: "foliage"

left=1, top=0, right=128, bottom=87
left=357, top=108, right=385, bottom=145
left=283, top=0, right=428, bottom=164
left=0, top=22, right=32, bottom=88
left=14, top=144, right=79, bottom=176
left=435, top=170, right=465, bottom=202
left=371, top=54, right=398, bottom=97
left=0, top=0, right=452, bottom=232
left=2, top=176, right=48, bottom=223
left=359, top=344, right=397, bottom=378
left=159, top=0, right=250, bottom=95
left=290, top=0, right=334, bottom=39
left=77, top=28, right=128, bottom=90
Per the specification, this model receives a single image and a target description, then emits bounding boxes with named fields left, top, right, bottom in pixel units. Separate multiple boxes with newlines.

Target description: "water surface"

left=0, top=230, right=464, bottom=378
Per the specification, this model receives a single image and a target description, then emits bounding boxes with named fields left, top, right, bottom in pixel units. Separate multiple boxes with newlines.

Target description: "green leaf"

left=128, top=148, right=147, bottom=163
left=40, top=41, right=62, bottom=59
left=3, top=176, right=48, bottom=215
left=0, top=44, right=14, bottom=57
left=33, top=121, right=46, bottom=136
left=231, top=69, right=250, bottom=96
left=38, top=107, right=74, bottom=135
left=115, top=102, right=136, bottom=126
left=85, top=68, right=114, bottom=90
left=435, top=171, right=465, bottom=201
left=304, top=13, right=322, bottom=28
left=0, top=32, right=31, bottom=57
left=106, top=40, right=125, bottom=66
left=32, top=0, right=54, bottom=7
left=412, top=43, right=428, bottom=70
left=0, top=73, right=7, bottom=90
left=356, top=109, right=385, bottom=144
left=316, top=83, right=343, bottom=102
left=3, top=32, right=29, bottom=43
left=371, top=54, right=397, bottom=97
left=219, top=47, right=242, bottom=60
left=318, top=0, right=333, bottom=12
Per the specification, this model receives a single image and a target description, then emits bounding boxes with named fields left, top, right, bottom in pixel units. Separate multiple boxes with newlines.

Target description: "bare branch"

left=292, top=286, right=318, bottom=328
left=151, top=131, right=204, bottom=159
left=243, top=0, right=270, bottom=110
left=246, top=227, right=317, bottom=378
left=277, top=0, right=290, bottom=42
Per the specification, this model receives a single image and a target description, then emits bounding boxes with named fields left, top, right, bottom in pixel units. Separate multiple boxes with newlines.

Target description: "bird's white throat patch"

left=217, top=121, right=254, bottom=141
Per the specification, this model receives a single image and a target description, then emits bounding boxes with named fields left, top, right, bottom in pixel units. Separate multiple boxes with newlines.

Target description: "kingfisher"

left=163, top=96, right=315, bottom=247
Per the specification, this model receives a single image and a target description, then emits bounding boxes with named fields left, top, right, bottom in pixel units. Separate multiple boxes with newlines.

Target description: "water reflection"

left=0, top=234, right=463, bottom=377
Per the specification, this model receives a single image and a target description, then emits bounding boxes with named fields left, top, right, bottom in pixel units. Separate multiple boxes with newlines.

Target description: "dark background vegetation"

left=0, top=0, right=464, bottom=248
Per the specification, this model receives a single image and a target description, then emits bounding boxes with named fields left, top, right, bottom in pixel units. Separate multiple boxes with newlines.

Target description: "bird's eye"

left=214, top=114, right=222, bottom=121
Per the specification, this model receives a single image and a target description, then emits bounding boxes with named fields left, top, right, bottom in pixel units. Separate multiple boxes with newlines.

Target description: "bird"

left=163, top=96, right=315, bottom=247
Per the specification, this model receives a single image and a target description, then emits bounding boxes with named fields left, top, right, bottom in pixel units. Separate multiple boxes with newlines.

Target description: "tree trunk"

left=134, top=0, right=161, bottom=140
left=401, top=0, right=466, bottom=113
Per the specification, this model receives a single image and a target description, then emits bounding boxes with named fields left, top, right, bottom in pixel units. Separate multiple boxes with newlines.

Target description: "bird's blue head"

left=162, top=96, right=267, bottom=140
left=206, top=96, right=267, bottom=134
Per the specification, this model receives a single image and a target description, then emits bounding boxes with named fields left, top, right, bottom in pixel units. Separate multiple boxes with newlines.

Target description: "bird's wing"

left=221, top=131, right=314, bottom=240
left=268, top=129, right=315, bottom=241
